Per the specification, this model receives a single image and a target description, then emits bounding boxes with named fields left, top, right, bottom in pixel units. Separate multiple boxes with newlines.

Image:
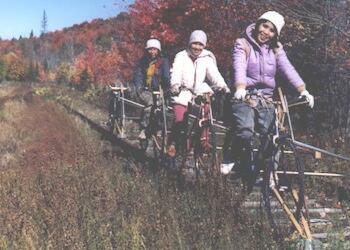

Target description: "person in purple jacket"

left=220, top=11, right=314, bottom=175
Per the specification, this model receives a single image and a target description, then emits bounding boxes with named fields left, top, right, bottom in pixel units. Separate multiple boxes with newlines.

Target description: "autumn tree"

left=56, top=62, right=71, bottom=84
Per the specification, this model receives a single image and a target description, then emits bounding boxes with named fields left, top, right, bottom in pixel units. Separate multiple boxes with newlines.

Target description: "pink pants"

left=173, top=104, right=187, bottom=123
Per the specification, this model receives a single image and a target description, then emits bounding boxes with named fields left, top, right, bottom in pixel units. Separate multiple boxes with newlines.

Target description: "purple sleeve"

left=232, top=39, right=248, bottom=88
left=276, top=49, right=305, bottom=89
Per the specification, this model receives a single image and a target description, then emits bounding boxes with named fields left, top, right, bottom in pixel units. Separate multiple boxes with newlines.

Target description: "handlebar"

left=287, top=96, right=315, bottom=108
left=109, top=85, right=128, bottom=92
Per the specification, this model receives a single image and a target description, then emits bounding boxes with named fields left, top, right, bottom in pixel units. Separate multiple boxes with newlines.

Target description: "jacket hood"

left=186, top=48, right=217, bottom=64
left=245, top=23, right=271, bottom=50
left=245, top=23, right=260, bottom=48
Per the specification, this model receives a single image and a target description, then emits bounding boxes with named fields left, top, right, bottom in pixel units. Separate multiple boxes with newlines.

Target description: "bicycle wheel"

left=109, top=97, right=123, bottom=135
left=193, top=123, right=217, bottom=176
left=179, top=111, right=196, bottom=174
left=140, top=106, right=157, bottom=153
left=262, top=137, right=305, bottom=241
left=150, top=109, right=166, bottom=161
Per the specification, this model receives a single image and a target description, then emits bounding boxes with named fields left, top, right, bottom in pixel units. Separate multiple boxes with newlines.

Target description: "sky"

left=0, top=0, right=134, bottom=40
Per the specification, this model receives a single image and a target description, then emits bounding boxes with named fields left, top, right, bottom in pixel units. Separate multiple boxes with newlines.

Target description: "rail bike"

left=107, top=84, right=350, bottom=246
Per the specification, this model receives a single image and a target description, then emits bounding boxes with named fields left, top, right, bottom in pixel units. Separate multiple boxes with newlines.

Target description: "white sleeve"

left=170, top=52, right=183, bottom=90
left=206, top=57, right=227, bottom=89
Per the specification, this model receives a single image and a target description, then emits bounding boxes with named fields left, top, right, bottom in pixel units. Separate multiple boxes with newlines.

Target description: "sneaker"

left=138, top=129, right=146, bottom=140
left=220, top=162, right=235, bottom=175
left=269, top=172, right=279, bottom=188
left=156, top=130, right=162, bottom=137
left=166, top=144, right=176, bottom=157
left=279, top=185, right=288, bottom=192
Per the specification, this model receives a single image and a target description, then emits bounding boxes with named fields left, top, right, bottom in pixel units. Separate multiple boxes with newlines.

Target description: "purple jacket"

left=232, top=23, right=304, bottom=97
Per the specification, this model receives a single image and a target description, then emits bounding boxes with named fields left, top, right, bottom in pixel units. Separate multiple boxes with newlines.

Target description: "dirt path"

left=0, top=84, right=96, bottom=173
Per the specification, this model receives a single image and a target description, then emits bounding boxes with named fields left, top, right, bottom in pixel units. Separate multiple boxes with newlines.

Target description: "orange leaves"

left=94, top=45, right=122, bottom=85
left=71, top=43, right=122, bottom=86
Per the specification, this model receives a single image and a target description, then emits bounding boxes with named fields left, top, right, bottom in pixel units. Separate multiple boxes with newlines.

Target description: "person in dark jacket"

left=133, top=39, right=170, bottom=139
left=221, top=11, right=314, bottom=177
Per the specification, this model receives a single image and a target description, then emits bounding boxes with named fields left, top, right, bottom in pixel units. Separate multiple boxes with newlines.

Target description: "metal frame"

left=110, top=86, right=350, bottom=173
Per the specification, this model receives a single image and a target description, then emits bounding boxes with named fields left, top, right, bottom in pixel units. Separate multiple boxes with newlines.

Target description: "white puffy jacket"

left=171, top=49, right=227, bottom=106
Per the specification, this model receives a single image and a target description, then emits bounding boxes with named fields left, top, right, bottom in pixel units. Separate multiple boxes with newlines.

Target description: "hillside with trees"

left=0, top=0, right=349, bottom=135
left=0, top=1, right=349, bottom=247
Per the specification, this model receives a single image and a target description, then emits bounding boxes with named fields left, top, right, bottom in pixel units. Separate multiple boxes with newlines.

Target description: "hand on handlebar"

left=169, top=87, right=180, bottom=96
left=215, top=86, right=230, bottom=94
left=299, top=90, right=314, bottom=108
left=234, top=88, right=247, bottom=100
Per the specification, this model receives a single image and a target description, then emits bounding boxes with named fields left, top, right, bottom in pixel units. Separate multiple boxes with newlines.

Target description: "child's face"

left=190, top=42, right=205, bottom=57
left=256, top=21, right=276, bottom=45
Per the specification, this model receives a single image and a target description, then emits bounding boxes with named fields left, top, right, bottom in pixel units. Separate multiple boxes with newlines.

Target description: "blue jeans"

left=223, top=98, right=275, bottom=165
left=231, top=98, right=275, bottom=140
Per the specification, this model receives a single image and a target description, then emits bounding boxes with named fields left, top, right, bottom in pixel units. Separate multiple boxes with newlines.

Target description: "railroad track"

left=54, top=92, right=349, bottom=249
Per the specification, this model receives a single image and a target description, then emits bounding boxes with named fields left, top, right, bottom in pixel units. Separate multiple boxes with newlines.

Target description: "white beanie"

left=258, top=11, right=285, bottom=35
left=145, top=39, right=161, bottom=51
left=189, top=30, right=207, bottom=46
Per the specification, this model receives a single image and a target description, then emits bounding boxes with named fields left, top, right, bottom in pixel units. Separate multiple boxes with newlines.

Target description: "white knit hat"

left=258, top=11, right=285, bottom=35
left=189, top=30, right=207, bottom=46
left=145, top=39, right=161, bottom=51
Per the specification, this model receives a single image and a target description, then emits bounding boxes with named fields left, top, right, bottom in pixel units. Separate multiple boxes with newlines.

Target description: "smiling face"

left=189, top=42, right=205, bottom=57
left=255, top=21, right=277, bottom=45
left=147, top=48, right=160, bottom=59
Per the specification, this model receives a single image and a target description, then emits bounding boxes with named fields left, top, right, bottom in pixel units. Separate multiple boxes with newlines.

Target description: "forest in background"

left=0, top=0, right=349, bottom=137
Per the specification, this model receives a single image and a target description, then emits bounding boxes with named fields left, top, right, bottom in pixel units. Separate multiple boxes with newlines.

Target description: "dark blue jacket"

left=133, top=55, right=170, bottom=92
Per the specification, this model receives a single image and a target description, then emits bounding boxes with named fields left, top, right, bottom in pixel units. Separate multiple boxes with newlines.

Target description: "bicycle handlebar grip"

left=110, top=85, right=128, bottom=92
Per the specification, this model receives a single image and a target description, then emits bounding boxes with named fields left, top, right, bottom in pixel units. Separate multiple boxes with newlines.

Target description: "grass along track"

left=45, top=83, right=350, bottom=248
left=0, top=82, right=347, bottom=248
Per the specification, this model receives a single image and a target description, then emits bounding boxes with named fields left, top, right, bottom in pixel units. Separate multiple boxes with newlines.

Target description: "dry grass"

left=0, top=83, right=329, bottom=249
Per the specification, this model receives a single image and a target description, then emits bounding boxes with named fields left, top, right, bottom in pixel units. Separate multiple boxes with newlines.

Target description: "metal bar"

left=214, top=132, right=226, bottom=135
left=117, top=96, right=145, bottom=108
left=118, top=96, right=218, bottom=128
left=167, top=105, right=227, bottom=130
left=284, top=95, right=295, bottom=141
left=288, top=100, right=309, bottom=108
left=271, top=186, right=306, bottom=238
left=259, top=170, right=346, bottom=177
left=160, top=85, right=168, bottom=142
left=293, top=140, right=350, bottom=161
left=292, top=189, right=313, bottom=240
left=121, top=89, right=125, bottom=138
left=124, top=117, right=140, bottom=120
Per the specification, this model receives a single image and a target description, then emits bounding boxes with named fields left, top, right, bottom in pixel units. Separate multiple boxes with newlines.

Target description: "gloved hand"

left=222, top=86, right=231, bottom=94
left=234, top=88, right=247, bottom=100
left=170, top=86, right=180, bottom=96
left=300, top=90, right=314, bottom=108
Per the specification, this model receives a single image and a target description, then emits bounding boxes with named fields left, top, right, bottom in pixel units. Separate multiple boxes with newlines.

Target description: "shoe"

left=269, top=172, right=279, bottom=188
left=156, top=130, right=162, bottom=137
left=166, top=144, right=176, bottom=157
left=279, top=185, right=288, bottom=192
left=220, top=162, right=235, bottom=175
left=138, top=129, right=146, bottom=140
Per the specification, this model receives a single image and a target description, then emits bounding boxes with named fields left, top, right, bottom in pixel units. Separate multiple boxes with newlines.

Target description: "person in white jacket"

left=167, top=30, right=229, bottom=156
